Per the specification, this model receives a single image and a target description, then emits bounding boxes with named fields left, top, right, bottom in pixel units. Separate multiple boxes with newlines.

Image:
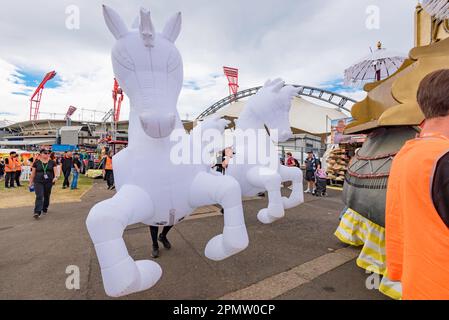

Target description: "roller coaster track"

left=196, top=85, right=357, bottom=120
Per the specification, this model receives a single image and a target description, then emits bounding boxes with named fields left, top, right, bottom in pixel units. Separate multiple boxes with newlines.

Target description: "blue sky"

left=11, top=69, right=62, bottom=97
left=319, top=79, right=361, bottom=94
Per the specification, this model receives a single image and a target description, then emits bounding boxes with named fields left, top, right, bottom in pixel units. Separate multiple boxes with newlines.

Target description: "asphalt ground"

left=0, top=180, right=388, bottom=300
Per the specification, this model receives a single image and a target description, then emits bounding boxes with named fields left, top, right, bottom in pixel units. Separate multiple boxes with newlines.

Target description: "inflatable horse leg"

left=279, top=165, right=304, bottom=209
left=189, top=172, right=249, bottom=261
left=247, top=166, right=285, bottom=224
left=86, top=185, right=161, bottom=297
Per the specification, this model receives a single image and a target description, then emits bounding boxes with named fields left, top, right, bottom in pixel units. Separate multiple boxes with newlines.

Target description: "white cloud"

left=0, top=0, right=415, bottom=122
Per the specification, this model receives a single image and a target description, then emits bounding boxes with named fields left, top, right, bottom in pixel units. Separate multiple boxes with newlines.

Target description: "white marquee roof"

left=210, top=96, right=348, bottom=135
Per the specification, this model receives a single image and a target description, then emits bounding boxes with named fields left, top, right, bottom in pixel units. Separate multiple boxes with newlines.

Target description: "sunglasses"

left=41, top=151, right=50, bottom=155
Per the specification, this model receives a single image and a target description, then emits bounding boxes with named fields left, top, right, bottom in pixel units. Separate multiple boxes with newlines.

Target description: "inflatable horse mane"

left=86, top=5, right=249, bottom=297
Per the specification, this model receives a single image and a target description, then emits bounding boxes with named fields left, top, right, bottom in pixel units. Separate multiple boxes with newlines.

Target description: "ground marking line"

left=219, top=247, right=359, bottom=300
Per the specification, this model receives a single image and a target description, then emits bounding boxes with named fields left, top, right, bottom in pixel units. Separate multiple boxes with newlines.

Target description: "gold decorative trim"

left=444, top=19, right=449, bottom=33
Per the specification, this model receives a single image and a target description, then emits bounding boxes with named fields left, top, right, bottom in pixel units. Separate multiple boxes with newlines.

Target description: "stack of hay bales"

left=326, top=148, right=349, bottom=182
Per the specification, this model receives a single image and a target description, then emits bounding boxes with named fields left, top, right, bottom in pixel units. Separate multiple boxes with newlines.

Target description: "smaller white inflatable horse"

left=86, top=5, right=248, bottom=297
left=225, top=79, right=305, bottom=224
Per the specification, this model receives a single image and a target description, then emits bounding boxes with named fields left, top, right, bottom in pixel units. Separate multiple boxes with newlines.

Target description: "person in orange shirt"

left=103, top=151, right=115, bottom=190
left=4, top=151, right=17, bottom=188
left=13, top=154, right=23, bottom=187
left=386, top=69, right=449, bottom=300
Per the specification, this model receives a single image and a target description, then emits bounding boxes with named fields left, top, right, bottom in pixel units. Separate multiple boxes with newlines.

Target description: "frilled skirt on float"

left=334, top=207, right=402, bottom=300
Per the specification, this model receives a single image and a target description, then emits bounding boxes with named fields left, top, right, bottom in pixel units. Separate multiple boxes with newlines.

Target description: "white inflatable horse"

left=225, top=79, right=305, bottom=224
left=86, top=5, right=249, bottom=297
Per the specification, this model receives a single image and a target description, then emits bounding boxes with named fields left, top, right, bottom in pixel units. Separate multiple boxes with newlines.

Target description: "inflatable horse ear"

left=162, top=12, right=182, bottom=43
left=102, top=5, right=129, bottom=40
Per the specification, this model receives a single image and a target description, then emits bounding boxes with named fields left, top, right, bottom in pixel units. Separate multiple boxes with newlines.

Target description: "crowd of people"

left=284, top=151, right=327, bottom=197
left=0, top=151, right=24, bottom=188
left=1, top=149, right=115, bottom=220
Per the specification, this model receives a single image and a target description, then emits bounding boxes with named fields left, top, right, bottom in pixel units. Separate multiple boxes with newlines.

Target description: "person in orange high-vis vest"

left=4, top=151, right=17, bottom=188
left=386, top=69, right=449, bottom=300
left=103, top=151, right=115, bottom=190
left=13, top=154, right=23, bottom=187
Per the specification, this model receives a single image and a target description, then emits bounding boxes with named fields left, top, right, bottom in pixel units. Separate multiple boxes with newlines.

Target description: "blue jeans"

left=71, top=169, right=79, bottom=189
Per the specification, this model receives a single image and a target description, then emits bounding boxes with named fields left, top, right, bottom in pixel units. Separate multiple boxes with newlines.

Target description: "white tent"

left=209, top=96, right=348, bottom=135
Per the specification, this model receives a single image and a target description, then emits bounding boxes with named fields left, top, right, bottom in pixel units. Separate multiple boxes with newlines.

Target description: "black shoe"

left=62, top=186, right=67, bottom=189
left=107, top=186, right=111, bottom=190
left=33, top=213, right=40, bottom=219
left=158, top=235, right=171, bottom=249
left=152, top=246, right=159, bottom=258
left=111, top=185, right=115, bottom=190
left=42, top=209, right=48, bottom=214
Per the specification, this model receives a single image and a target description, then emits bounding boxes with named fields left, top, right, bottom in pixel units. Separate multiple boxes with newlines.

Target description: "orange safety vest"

left=105, top=156, right=113, bottom=170
left=4, top=157, right=16, bottom=173
left=14, top=157, right=22, bottom=171
left=386, top=133, right=449, bottom=300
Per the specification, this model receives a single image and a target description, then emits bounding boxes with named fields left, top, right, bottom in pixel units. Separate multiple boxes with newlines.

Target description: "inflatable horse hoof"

left=282, top=196, right=301, bottom=210
left=136, top=260, right=163, bottom=291
left=101, top=257, right=161, bottom=297
left=205, top=226, right=249, bottom=261
left=257, top=204, right=284, bottom=224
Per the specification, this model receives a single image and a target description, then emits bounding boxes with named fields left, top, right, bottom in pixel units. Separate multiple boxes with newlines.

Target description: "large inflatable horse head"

left=103, top=5, right=183, bottom=139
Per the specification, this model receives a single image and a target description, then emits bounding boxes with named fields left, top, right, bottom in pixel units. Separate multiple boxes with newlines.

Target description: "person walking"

left=386, top=69, right=449, bottom=299
left=4, top=151, right=17, bottom=188
left=29, top=149, right=58, bottom=219
left=149, top=225, right=173, bottom=258
left=61, top=151, right=73, bottom=189
left=103, top=151, right=115, bottom=190
left=213, top=150, right=226, bottom=175
left=71, top=153, right=81, bottom=190
left=50, top=152, right=61, bottom=179
left=304, top=151, right=319, bottom=193
left=14, top=154, right=23, bottom=187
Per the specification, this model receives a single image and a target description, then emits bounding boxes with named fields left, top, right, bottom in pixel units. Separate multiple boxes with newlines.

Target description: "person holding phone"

left=29, top=149, right=58, bottom=219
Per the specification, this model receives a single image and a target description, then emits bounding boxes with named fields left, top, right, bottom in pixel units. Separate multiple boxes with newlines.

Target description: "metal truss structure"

left=196, top=84, right=357, bottom=120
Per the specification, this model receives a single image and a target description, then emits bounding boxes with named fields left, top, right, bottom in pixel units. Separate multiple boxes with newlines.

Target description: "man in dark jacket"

left=304, top=151, right=320, bottom=193
left=61, top=151, right=73, bottom=189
